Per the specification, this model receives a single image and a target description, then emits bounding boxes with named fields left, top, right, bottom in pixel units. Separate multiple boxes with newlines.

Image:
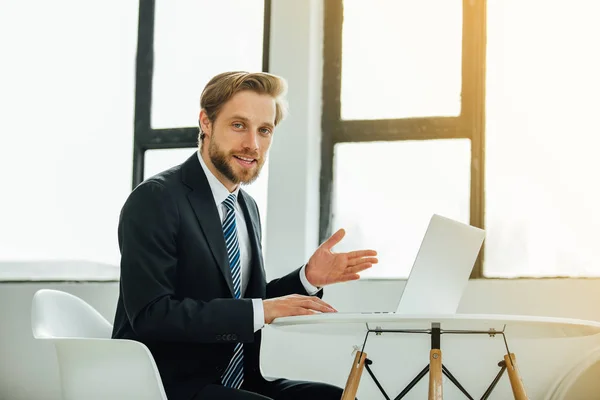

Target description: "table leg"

left=429, top=349, right=443, bottom=400
left=504, top=353, right=528, bottom=400
left=341, top=351, right=367, bottom=400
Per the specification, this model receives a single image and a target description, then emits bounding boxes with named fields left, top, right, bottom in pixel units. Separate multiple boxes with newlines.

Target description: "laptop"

left=272, top=214, right=485, bottom=322
left=390, top=214, right=485, bottom=314
left=348, top=214, right=485, bottom=316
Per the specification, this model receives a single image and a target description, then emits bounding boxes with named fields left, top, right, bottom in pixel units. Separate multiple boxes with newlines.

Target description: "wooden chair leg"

left=429, top=349, right=443, bottom=400
left=504, top=353, right=528, bottom=400
left=341, top=351, right=367, bottom=400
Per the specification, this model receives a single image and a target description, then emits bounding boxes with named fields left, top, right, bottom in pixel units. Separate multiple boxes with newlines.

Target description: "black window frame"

left=132, top=0, right=272, bottom=186
left=319, top=0, right=487, bottom=278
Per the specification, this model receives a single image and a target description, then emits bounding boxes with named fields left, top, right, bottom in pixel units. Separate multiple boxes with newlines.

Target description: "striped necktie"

left=220, top=193, right=244, bottom=389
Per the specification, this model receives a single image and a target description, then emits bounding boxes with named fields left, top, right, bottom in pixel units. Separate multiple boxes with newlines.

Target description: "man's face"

left=200, top=90, right=276, bottom=187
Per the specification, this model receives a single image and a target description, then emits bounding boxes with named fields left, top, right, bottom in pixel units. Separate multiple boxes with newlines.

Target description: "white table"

left=270, top=313, right=600, bottom=399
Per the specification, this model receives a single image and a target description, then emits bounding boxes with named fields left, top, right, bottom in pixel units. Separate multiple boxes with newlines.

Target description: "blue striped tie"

left=221, top=194, right=244, bottom=389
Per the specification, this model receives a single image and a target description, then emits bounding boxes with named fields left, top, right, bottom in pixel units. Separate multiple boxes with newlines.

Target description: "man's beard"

left=208, top=138, right=263, bottom=185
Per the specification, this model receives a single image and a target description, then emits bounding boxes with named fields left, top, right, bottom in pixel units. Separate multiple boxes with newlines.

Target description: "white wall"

left=264, top=0, right=323, bottom=281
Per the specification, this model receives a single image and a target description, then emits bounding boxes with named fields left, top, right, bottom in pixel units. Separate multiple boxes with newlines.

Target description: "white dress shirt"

left=197, top=151, right=319, bottom=332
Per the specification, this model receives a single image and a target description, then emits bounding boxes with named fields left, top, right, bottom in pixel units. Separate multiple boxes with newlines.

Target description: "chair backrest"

left=31, top=289, right=112, bottom=339
left=31, top=289, right=168, bottom=400
left=545, top=346, right=600, bottom=400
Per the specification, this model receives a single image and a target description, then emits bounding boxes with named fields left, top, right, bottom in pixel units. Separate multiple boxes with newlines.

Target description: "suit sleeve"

left=244, top=193, right=324, bottom=300
left=265, top=266, right=323, bottom=299
left=118, top=180, right=254, bottom=343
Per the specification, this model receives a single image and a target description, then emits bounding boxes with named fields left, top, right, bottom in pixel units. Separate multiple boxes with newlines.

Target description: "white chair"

left=545, top=346, right=600, bottom=400
left=31, top=289, right=168, bottom=400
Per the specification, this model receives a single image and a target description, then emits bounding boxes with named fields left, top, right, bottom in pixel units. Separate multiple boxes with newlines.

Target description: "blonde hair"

left=198, top=71, right=288, bottom=143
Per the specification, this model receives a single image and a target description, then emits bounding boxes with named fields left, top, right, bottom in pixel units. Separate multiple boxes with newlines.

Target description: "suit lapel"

left=238, top=190, right=266, bottom=298
left=182, top=154, right=235, bottom=297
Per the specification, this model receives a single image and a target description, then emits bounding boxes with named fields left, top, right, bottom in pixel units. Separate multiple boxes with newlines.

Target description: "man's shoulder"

left=143, top=163, right=183, bottom=189
left=125, top=164, right=184, bottom=208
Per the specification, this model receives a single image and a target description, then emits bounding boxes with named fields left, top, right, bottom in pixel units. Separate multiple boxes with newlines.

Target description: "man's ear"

left=199, top=109, right=212, bottom=138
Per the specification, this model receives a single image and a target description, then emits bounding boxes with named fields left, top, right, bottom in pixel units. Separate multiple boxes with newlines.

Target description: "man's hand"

left=263, top=294, right=337, bottom=324
left=305, top=228, right=378, bottom=288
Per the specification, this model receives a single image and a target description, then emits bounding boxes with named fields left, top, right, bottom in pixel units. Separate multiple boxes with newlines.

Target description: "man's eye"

left=233, top=123, right=244, bottom=129
left=260, top=128, right=272, bottom=135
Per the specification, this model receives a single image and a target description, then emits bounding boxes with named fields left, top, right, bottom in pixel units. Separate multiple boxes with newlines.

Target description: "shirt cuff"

left=252, top=298, right=265, bottom=332
left=299, top=264, right=320, bottom=295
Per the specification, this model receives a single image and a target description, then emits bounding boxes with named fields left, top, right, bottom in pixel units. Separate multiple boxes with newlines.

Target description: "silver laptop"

left=391, top=214, right=485, bottom=314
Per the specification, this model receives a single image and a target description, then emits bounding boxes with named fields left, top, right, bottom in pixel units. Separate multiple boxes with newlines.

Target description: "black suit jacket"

left=111, top=153, right=322, bottom=400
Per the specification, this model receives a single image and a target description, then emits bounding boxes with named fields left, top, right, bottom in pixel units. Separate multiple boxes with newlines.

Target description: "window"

left=341, top=0, right=463, bottom=120
left=144, top=149, right=198, bottom=180
left=321, top=0, right=485, bottom=278
left=134, top=1, right=271, bottom=239
left=332, top=140, right=471, bottom=278
left=484, top=0, right=600, bottom=277
left=152, top=0, right=265, bottom=129
left=325, top=0, right=600, bottom=278
left=0, top=1, right=139, bottom=265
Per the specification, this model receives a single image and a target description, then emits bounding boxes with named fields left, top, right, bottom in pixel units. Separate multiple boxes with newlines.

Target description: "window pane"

left=341, top=0, right=462, bottom=120
left=331, top=140, right=471, bottom=278
left=144, top=148, right=198, bottom=180
left=0, top=1, right=138, bottom=265
left=152, top=0, right=265, bottom=129
left=144, top=149, right=269, bottom=247
left=484, top=0, right=600, bottom=277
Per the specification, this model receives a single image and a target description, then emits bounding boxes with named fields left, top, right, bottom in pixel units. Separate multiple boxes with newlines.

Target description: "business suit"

left=112, top=152, right=344, bottom=399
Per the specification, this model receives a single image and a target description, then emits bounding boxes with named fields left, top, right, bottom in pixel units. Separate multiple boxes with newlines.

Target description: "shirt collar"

left=197, top=150, right=239, bottom=207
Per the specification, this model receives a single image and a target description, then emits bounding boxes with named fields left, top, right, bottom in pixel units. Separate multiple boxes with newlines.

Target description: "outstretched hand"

left=304, top=229, right=378, bottom=288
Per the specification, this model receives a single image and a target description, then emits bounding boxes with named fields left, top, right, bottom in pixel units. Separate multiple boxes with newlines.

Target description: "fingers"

left=305, top=295, right=335, bottom=309
left=346, top=249, right=377, bottom=259
left=291, top=307, right=318, bottom=316
left=287, top=295, right=337, bottom=313
left=346, top=262, right=373, bottom=275
left=300, top=298, right=337, bottom=313
left=317, top=298, right=337, bottom=312
left=348, top=256, right=378, bottom=267
left=289, top=294, right=333, bottom=309
left=293, top=295, right=336, bottom=312
left=320, top=228, right=346, bottom=250
left=265, top=295, right=338, bottom=323
left=338, top=273, right=361, bottom=283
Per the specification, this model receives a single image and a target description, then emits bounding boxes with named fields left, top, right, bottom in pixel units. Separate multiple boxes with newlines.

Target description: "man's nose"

left=243, top=130, right=259, bottom=151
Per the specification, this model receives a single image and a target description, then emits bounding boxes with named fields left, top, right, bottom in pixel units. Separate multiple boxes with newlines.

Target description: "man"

left=112, top=71, right=378, bottom=399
